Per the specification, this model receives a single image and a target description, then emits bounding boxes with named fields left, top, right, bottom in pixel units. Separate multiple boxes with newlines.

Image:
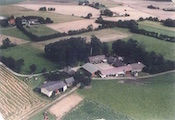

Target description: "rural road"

left=1, top=61, right=175, bottom=80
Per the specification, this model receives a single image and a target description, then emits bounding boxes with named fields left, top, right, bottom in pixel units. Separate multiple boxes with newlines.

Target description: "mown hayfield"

left=0, top=43, right=58, bottom=74
left=0, top=28, right=31, bottom=41
left=0, top=5, right=82, bottom=23
left=139, top=21, right=175, bottom=37
left=62, top=100, right=131, bottom=120
left=78, top=73, right=175, bottom=120
left=24, top=25, right=58, bottom=37
left=0, top=65, right=47, bottom=120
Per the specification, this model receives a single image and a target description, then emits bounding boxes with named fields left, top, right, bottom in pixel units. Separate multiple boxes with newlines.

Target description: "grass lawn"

left=139, top=23, right=175, bottom=37
left=24, top=25, right=58, bottom=37
left=62, top=100, right=131, bottom=120
left=78, top=73, right=175, bottom=120
left=0, top=5, right=82, bottom=23
left=0, top=27, right=31, bottom=41
left=1, top=43, right=59, bottom=74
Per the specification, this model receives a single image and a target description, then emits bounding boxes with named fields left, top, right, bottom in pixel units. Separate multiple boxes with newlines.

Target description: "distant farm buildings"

left=82, top=55, right=145, bottom=78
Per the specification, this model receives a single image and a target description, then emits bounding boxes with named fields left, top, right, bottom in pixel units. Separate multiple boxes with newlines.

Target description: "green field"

left=1, top=43, right=59, bottom=74
left=110, top=27, right=175, bottom=61
left=78, top=73, right=175, bottom=120
left=139, top=22, right=175, bottom=37
left=0, top=5, right=82, bottom=23
left=0, top=28, right=31, bottom=41
left=24, top=25, right=58, bottom=37
left=62, top=100, right=131, bottom=120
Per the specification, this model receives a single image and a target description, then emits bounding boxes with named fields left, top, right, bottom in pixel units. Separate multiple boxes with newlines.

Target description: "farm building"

left=99, top=65, right=132, bottom=78
left=99, top=62, right=145, bottom=78
left=107, top=56, right=125, bottom=67
left=65, top=77, right=75, bottom=87
left=89, top=55, right=106, bottom=64
left=39, top=81, right=67, bottom=97
left=82, top=63, right=99, bottom=76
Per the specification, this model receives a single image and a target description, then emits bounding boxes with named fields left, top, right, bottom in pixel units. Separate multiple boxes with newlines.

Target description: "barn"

left=0, top=16, right=8, bottom=27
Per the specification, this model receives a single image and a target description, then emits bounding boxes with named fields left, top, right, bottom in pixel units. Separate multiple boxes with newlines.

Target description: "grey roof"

left=65, top=77, right=75, bottom=84
left=39, top=81, right=66, bottom=92
left=89, top=55, right=105, bottom=63
left=130, top=62, right=145, bottom=70
left=107, top=56, right=125, bottom=67
left=82, top=63, right=99, bottom=74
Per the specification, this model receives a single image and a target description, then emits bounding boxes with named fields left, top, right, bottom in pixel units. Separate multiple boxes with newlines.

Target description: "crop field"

left=78, top=73, right=175, bottom=120
left=62, top=100, right=131, bottom=120
left=0, top=28, right=31, bottom=41
left=24, top=25, right=58, bottom=37
left=0, top=43, right=58, bottom=74
left=0, top=65, right=47, bottom=120
left=16, top=4, right=100, bottom=18
left=46, top=19, right=99, bottom=33
left=0, top=5, right=82, bottom=23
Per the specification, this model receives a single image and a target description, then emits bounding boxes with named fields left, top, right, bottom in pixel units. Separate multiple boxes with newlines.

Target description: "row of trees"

left=44, top=36, right=109, bottom=66
left=96, top=19, right=175, bottom=42
left=112, top=39, right=175, bottom=74
left=39, top=7, right=56, bottom=11
left=0, top=56, right=24, bottom=73
left=0, top=38, right=16, bottom=49
left=147, top=5, right=159, bottom=9
left=163, top=19, right=175, bottom=27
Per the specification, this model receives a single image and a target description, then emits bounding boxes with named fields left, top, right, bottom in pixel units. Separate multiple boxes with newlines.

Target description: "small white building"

left=39, top=81, right=67, bottom=97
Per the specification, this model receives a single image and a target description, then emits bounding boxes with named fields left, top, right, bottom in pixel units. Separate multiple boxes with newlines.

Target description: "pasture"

left=62, top=100, right=131, bottom=120
left=0, top=65, right=47, bottom=120
left=78, top=73, right=175, bottom=120
left=139, top=21, right=175, bottom=37
left=0, top=43, right=59, bottom=74
left=0, top=5, right=82, bottom=23
left=0, top=28, right=31, bottom=41
left=24, top=25, right=58, bottom=37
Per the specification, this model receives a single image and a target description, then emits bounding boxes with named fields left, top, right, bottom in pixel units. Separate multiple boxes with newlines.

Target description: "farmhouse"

left=65, top=77, right=75, bottom=87
left=82, top=63, right=99, bottom=76
left=100, top=65, right=132, bottom=78
left=39, top=81, right=67, bottom=97
left=89, top=55, right=106, bottom=64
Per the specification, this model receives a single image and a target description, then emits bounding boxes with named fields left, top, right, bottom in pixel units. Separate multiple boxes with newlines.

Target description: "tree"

left=85, top=13, right=92, bottom=19
left=30, top=64, right=36, bottom=73
left=102, top=42, right=109, bottom=55
left=90, top=35, right=103, bottom=55
left=1, top=38, right=16, bottom=49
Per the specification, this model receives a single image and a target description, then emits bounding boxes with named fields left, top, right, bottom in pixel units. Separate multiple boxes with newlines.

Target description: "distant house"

left=65, top=77, right=75, bottom=87
left=89, top=55, right=106, bottom=64
left=100, top=65, right=132, bottom=78
left=82, top=63, right=99, bottom=76
left=39, top=81, right=67, bottom=97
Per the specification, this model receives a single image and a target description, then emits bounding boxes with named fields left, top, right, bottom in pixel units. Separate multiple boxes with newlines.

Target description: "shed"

left=39, top=81, right=67, bottom=97
left=130, top=62, right=145, bottom=72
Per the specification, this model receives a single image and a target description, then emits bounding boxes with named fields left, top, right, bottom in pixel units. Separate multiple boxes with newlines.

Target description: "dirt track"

left=49, top=93, right=83, bottom=120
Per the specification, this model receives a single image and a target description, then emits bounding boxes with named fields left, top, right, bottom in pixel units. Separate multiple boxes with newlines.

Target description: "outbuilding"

left=39, top=81, right=67, bottom=97
left=82, top=63, right=99, bottom=76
